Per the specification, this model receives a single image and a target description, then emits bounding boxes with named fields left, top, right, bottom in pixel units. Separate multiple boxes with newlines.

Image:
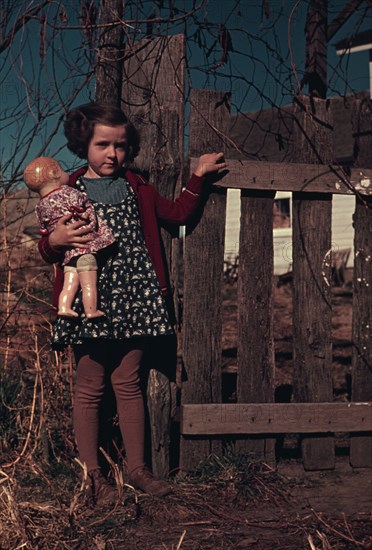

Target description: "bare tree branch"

left=0, top=0, right=50, bottom=54
left=328, top=0, right=365, bottom=41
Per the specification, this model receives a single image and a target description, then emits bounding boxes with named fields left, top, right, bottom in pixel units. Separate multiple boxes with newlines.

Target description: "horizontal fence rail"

left=189, top=157, right=372, bottom=195
left=181, top=403, right=372, bottom=435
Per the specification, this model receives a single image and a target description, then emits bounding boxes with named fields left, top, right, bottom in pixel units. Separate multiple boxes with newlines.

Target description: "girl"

left=38, top=102, right=226, bottom=504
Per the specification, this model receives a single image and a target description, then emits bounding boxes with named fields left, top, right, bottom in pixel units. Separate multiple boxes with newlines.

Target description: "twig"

left=307, top=534, right=317, bottom=550
left=312, top=509, right=364, bottom=546
left=341, top=512, right=356, bottom=543
left=204, top=501, right=281, bottom=528
left=99, top=446, right=124, bottom=499
left=41, top=2, right=207, bottom=31
left=176, top=530, right=187, bottom=550
left=69, top=459, right=88, bottom=518
left=85, top=501, right=121, bottom=528
left=180, top=521, right=214, bottom=526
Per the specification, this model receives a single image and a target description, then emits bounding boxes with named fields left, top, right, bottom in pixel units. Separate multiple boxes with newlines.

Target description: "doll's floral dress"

left=36, top=186, right=115, bottom=266
left=52, top=177, right=173, bottom=350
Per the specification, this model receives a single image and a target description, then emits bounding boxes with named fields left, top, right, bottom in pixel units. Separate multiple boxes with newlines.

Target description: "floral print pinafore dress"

left=52, top=178, right=173, bottom=350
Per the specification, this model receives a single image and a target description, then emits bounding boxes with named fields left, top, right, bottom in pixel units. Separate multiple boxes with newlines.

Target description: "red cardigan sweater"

left=38, top=167, right=204, bottom=308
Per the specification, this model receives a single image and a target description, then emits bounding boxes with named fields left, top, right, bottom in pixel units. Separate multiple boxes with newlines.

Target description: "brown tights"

left=73, top=339, right=145, bottom=474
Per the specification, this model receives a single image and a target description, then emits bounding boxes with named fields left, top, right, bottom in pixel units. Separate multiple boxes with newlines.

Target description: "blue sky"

left=188, top=0, right=370, bottom=107
left=1, top=0, right=371, bottom=185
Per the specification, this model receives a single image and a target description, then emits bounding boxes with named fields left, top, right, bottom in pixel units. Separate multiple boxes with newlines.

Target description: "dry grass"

left=1, top=452, right=371, bottom=549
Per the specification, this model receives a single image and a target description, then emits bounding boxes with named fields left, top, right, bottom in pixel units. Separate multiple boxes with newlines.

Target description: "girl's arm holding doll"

left=39, top=152, right=226, bottom=262
left=39, top=211, right=94, bottom=262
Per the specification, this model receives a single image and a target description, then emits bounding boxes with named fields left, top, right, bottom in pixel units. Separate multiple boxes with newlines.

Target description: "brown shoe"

left=87, top=468, right=117, bottom=505
left=129, top=467, right=171, bottom=497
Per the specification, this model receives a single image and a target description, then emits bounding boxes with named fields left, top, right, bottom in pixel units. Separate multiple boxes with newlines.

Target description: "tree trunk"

left=95, top=0, right=124, bottom=104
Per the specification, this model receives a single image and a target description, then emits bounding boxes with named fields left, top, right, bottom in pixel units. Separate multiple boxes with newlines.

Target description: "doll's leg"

left=76, top=254, right=105, bottom=319
left=58, top=266, right=79, bottom=317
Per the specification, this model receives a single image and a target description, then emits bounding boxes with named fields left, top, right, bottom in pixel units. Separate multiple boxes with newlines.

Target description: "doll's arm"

left=34, top=206, right=50, bottom=236
left=36, top=205, right=65, bottom=263
left=68, top=191, right=98, bottom=231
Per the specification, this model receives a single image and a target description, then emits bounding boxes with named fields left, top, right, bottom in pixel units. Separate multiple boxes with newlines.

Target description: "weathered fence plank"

left=350, top=97, right=372, bottom=467
left=180, top=89, right=229, bottom=471
left=123, top=35, right=184, bottom=177
left=122, top=35, right=185, bottom=477
left=189, top=158, right=372, bottom=195
left=181, top=403, right=372, bottom=435
left=237, top=190, right=275, bottom=465
left=291, top=97, right=335, bottom=470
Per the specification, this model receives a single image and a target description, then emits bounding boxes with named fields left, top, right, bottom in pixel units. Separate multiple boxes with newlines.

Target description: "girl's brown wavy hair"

left=64, top=102, right=140, bottom=163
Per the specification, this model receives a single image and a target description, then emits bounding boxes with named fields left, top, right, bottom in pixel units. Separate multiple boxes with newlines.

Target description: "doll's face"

left=24, top=157, right=68, bottom=193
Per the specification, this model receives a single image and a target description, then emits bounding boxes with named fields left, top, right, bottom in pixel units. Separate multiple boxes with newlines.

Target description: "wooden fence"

left=123, top=35, right=372, bottom=474
left=180, top=90, right=372, bottom=472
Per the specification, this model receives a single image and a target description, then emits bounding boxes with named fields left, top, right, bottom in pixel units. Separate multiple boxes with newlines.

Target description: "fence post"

left=350, top=97, right=372, bottom=468
left=237, top=190, right=276, bottom=465
left=180, top=89, right=229, bottom=471
left=122, top=35, right=185, bottom=477
left=291, top=97, right=335, bottom=470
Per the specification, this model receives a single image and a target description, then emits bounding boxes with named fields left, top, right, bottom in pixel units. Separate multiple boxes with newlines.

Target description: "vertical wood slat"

left=237, top=190, right=276, bottom=466
left=122, top=35, right=185, bottom=478
left=180, top=90, right=229, bottom=471
left=122, top=35, right=184, bottom=178
left=291, top=97, right=335, bottom=470
left=350, top=97, right=372, bottom=467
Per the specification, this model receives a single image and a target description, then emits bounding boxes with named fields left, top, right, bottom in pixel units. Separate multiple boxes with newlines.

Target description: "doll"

left=23, top=156, right=115, bottom=318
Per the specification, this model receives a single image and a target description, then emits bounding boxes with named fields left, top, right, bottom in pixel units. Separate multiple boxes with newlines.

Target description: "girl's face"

left=85, top=124, right=128, bottom=178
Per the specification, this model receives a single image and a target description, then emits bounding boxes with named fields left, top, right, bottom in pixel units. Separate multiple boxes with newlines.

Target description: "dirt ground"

left=1, top=454, right=370, bottom=549
left=1, top=279, right=371, bottom=549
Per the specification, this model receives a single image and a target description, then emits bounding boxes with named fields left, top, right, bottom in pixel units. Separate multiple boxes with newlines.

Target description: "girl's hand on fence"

left=48, top=213, right=93, bottom=249
left=194, top=152, right=227, bottom=177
